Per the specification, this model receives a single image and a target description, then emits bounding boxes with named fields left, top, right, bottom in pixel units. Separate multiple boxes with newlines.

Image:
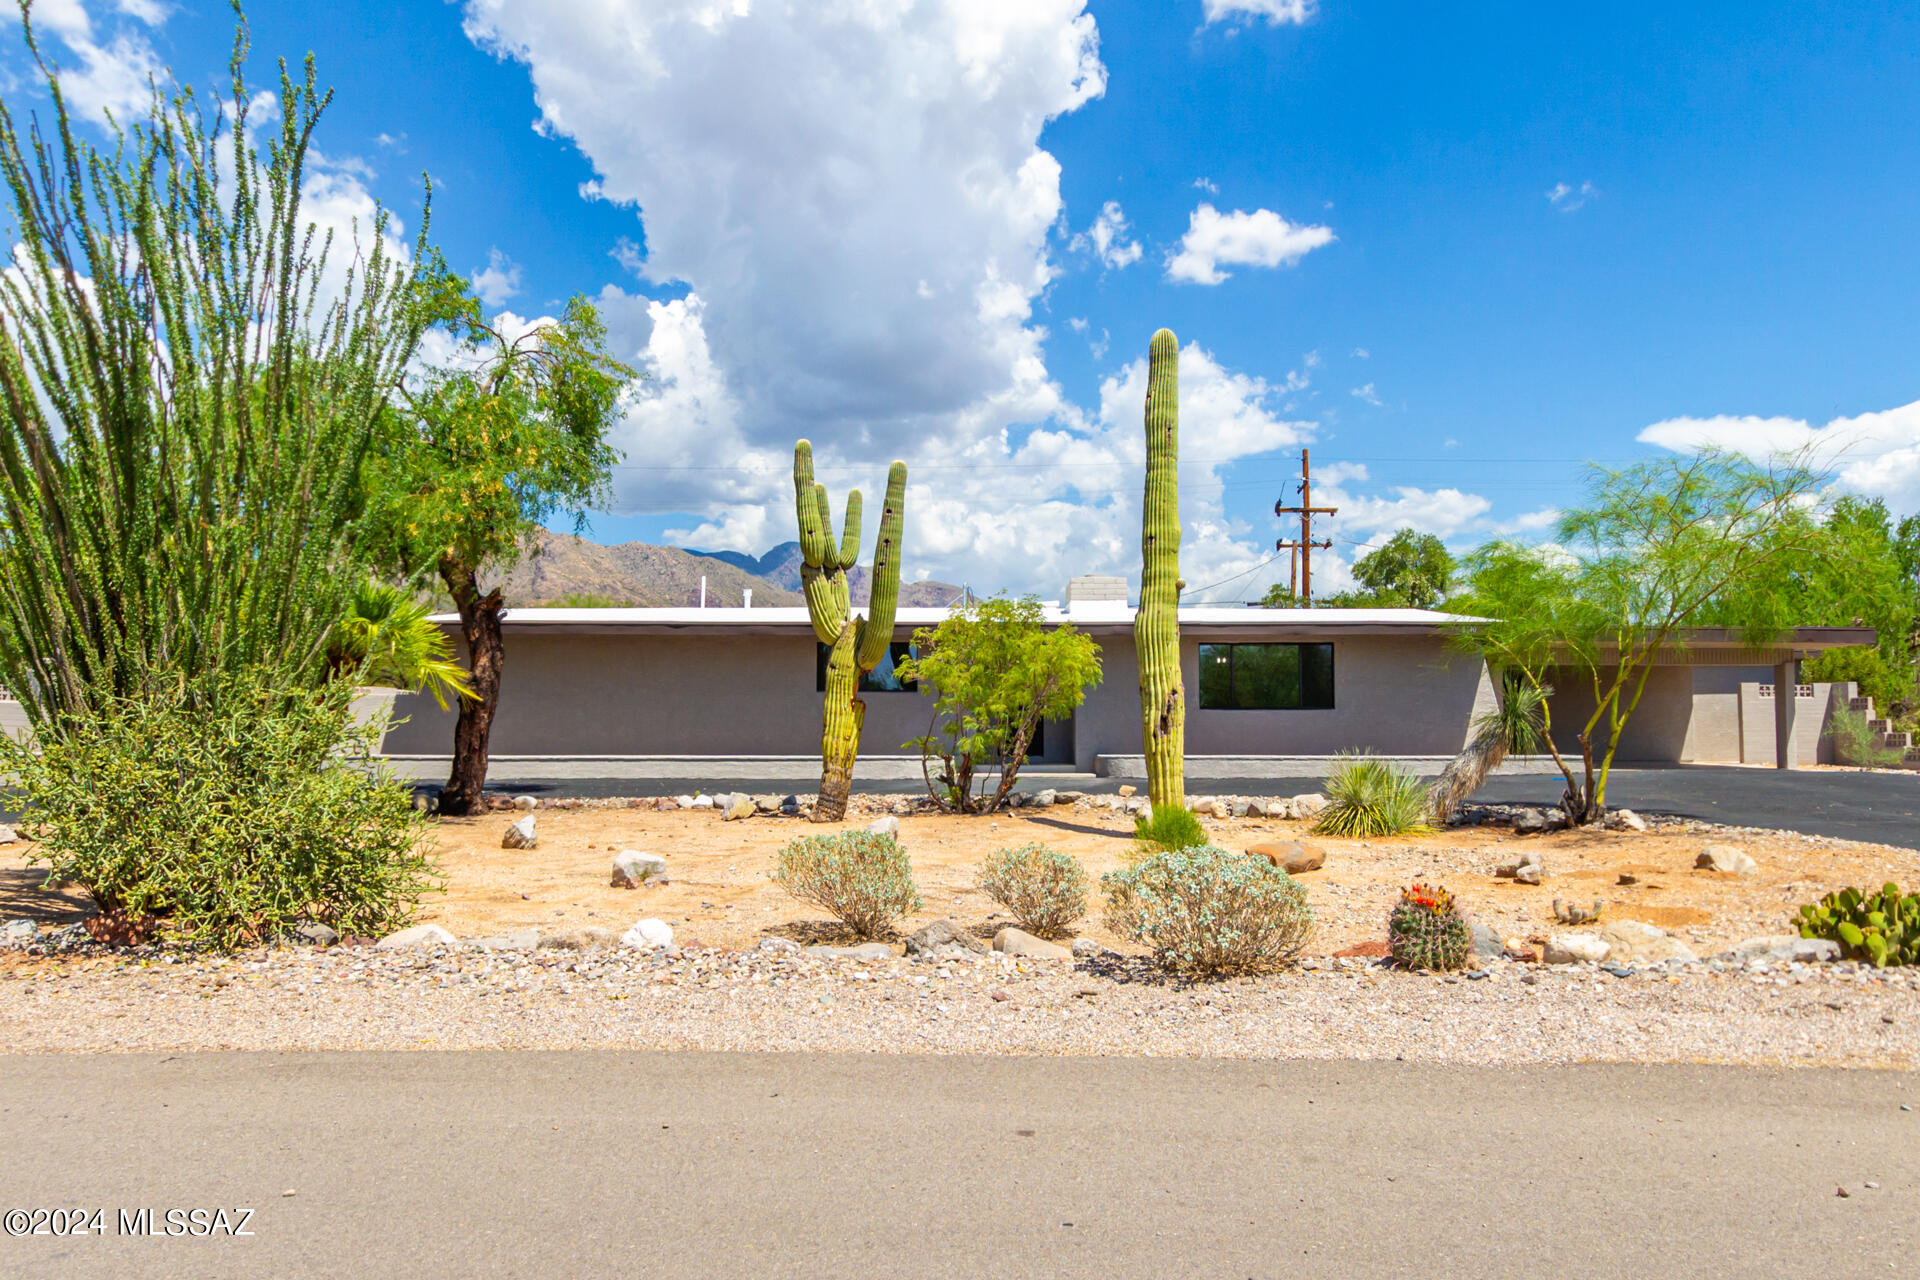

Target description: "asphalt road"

left=460, top=765, right=1920, bottom=846
left=0, top=1052, right=1914, bottom=1279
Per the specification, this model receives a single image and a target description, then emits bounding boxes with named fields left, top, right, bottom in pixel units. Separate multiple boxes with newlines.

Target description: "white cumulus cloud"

left=471, top=248, right=523, bottom=307
left=1165, top=202, right=1334, bottom=285
left=1639, top=399, right=1920, bottom=511
left=1071, top=200, right=1143, bottom=269
left=1202, top=0, right=1315, bottom=24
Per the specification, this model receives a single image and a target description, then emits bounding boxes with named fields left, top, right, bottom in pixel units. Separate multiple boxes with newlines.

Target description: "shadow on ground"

left=0, top=864, right=93, bottom=926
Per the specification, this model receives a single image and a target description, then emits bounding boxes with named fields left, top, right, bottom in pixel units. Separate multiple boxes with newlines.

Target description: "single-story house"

left=372, top=576, right=1881, bottom=777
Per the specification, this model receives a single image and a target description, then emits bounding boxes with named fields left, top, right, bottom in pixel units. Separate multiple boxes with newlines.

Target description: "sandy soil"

left=9, top=798, right=1905, bottom=955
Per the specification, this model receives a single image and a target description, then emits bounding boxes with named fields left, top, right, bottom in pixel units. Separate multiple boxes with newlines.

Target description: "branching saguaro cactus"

left=794, top=440, right=907, bottom=822
left=1136, top=329, right=1186, bottom=811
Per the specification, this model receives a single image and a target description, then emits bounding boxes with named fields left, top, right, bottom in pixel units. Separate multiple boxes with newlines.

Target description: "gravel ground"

left=3, top=937, right=1915, bottom=1068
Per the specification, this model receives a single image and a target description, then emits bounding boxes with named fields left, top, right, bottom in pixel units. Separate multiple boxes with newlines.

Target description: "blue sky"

left=13, top=0, right=1920, bottom=599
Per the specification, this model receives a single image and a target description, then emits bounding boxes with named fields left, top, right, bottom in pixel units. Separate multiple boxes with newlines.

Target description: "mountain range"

left=495, top=531, right=962, bottom=609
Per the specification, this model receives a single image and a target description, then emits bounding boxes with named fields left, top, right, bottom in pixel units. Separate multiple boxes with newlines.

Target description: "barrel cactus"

left=1388, top=883, right=1472, bottom=971
left=793, top=440, right=906, bottom=822
left=1135, top=328, right=1185, bottom=813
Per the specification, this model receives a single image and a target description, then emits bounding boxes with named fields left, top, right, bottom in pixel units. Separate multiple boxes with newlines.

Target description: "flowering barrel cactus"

left=1388, top=882, right=1472, bottom=971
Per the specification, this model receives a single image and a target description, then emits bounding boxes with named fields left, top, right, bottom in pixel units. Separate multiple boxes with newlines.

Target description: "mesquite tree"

left=0, top=14, right=428, bottom=726
left=361, top=283, right=630, bottom=815
left=793, top=440, right=906, bottom=822
left=1135, top=328, right=1186, bottom=811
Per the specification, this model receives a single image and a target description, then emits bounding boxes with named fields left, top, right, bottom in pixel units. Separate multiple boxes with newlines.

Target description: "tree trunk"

left=439, top=560, right=503, bottom=817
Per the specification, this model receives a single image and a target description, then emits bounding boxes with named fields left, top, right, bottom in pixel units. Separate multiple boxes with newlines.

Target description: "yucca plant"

left=1428, top=675, right=1548, bottom=822
left=327, top=582, right=474, bottom=710
left=1315, top=751, right=1433, bottom=838
left=0, top=14, right=428, bottom=733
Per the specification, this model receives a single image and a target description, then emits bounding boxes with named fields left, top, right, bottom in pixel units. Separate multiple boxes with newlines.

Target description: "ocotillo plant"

left=1136, top=329, right=1186, bottom=811
left=794, top=440, right=907, bottom=822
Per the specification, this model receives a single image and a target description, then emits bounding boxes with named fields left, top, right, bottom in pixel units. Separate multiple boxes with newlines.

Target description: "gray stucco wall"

left=1545, top=665, right=1849, bottom=765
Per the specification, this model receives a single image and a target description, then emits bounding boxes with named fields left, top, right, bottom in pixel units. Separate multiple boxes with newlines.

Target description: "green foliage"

left=977, top=844, right=1088, bottom=938
left=0, top=16, right=429, bottom=731
left=1131, top=804, right=1208, bottom=856
left=328, top=582, right=473, bottom=710
left=774, top=831, right=923, bottom=939
left=1351, top=528, right=1456, bottom=609
left=1101, top=846, right=1314, bottom=976
left=1823, top=704, right=1904, bottom=767
left=1388, top=883, right=1473, bottom=971
left=1798, top=884, right=1920, bottom=967
left=1315, top=752, right=1433, bottom=837
left=899, top=596, right=1102, bottom=813
left=1, top=672, right=438, bottom=951
left=1452, top=449, right=1828, bottom=821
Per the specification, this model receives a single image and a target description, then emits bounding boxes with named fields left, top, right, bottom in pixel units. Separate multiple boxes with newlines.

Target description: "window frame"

left=1196, top=642, right=1335, bottom=711
left=816, top=640, right=919, bottom=694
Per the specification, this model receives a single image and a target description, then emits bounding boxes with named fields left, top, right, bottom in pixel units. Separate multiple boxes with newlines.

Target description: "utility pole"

left=1274, top=448, right=1336, bottom=605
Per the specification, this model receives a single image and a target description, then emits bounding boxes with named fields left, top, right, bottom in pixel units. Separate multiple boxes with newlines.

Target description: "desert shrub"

left=775, top=831, right=923, bottom=939
left=1387, top=883, right=1472, bottom=971
left=978, top=844, right=1088, bottom=938
left=1315, top=752, right=1433, bottom=837
left=1799, top=883, right=1920, bottom=967
left=0, top=672, right=437, bottom=950
left=1131, top=804, right=1208, bottom=856
left=1823, top=705, right=1904, bottom=768
left=1101, top=846, right=1313, bottom=976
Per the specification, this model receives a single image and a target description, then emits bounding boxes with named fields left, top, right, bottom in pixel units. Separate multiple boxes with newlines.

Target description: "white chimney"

left=699, top=575, right=707, bottom=608
left=743, top=588, right=753, bottom=609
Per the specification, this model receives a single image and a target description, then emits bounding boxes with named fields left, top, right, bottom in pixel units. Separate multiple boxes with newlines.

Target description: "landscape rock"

left=722, top=795, right=756, bottom=821
left=294, top=922, right=339, bottom=947
left=501, top=816, right=537, bottom=850
left=3, top=918, right=37, bottom=943
left=610, top=850, right=668, bottom=888
left=1512, top=808, right=1558, bottom=835
left=1266, top=798, right=1296, bottom=820
left=1503, top=937, right=1539, bottom=963
left=1289, top=793, right=1328, bottom=820
left=1117, top=785, right=1137, bottom=798
left=1543, top=932, right=1610, bottom=965
left=1719, top=935, right=1841, bottom=964
left=472, top=929, right=540, bottom=951
left=1469, top=922, right=1504, bottom=960
left=905, top=918, right=988, bottom=956
left=512, top=795, right=538, bottom=811
left=1598, top=919, right=1696, bottom=965
left=1608, top=808, right=1649, bottom=833
left=1230, top=799, right=1253, bottom=818
left=1696, top=844, right=1757, bottom=875
left=807, top=942, right=895, bottom=960
left=0, top=824, right=17, bottom=845
left=539, top=927, right=617, bottom=951
left=375, top=923, right=458, bottom=950
left=1032, top=789, right=1058, bottom=807
left=992, top=927, right=1073, bottom=960
left=780, top=794, right=802, bottom=815
left=1070, top=937, right=1114, bottom=959
left=757, top=936, right=802, bottom=954
left=1498, top=849, right=1545, bottom=884
left=867, top=815, right=901, bottom=838
left=1246, top=841, right=1327, bottom=875
left=689, top=795, right=715, bottom=810
left=621, top=918, right=675, bottom=950
left=674, top=795, right=695, bottom=808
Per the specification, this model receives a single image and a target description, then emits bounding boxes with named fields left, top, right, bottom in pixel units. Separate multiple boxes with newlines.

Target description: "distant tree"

left=1257, top=582, right=1300, bottom=608
left=1352, top=529, right=1455, bottom=609
left=361, top=281, right=633, bottom=815
left=1452, top=450, right=1826, bottom=824
left=898, top=596, right=1103, bottom=813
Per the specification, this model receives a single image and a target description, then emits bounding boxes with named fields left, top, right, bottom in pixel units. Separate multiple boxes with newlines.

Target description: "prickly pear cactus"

left=1388, top=883, right=1473, bottom=971
left=1799, top=882, right=1920, bottom=967
left=794, top=440, right=907, bottom=823
left=1135, top=328, right=1185, bottom=812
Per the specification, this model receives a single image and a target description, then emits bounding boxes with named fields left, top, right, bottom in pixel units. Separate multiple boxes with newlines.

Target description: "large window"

left=1197, top=643, right=1334, bottom=710
left=817, top=641, right=918, bottom=693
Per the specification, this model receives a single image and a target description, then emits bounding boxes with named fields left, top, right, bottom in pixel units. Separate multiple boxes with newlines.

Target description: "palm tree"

left=328, top=582, right=475, bottom=709
left=1427, top=675, right=1548, bottom=823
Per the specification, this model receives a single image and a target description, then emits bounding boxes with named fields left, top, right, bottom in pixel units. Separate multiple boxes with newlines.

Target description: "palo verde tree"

left=898, top=595, right=1102, bottom=814
left=361, top=281, right=632, bottom=815
left=1452, top=449, right=1826, bottom=823
left=0, top=12, right=429, bottom=726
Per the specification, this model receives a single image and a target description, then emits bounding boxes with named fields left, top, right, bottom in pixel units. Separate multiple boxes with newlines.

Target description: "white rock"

left=992, top=926, right=1073, bottom=960
left=1696, top=845, right=1757, bottom=875
left=0, top=824, right=17, bottom=845
left=512, top=795, right=538, bottom=811
left=375, top=923, right=457, bottom=950
left=690, top=795, right=715, bottom=810
left=1032, top=789, right=1058, bottom=806
left=674, top=795, right=696, bottom=809
left=472, top=929, right=540, bottom=951
left=722, top=795, right=756, bottom=821
left=1290, top=793, right=1329, bottom=820
left=866, top=815, right=900, bottom=838
left=1609, top=808, right=1648, bottom=832
left=1598, top=919, right=1696, bottom=965
left=807, top=942, right=895, bottom=960
left=610, top=850, right=668, bottom=888
left=1543, top=932, right=1610, bottom=964
left=1722, top=935, right=1840, bottom=964
left=621, top=918, right=675, bottom=950
left=502, top=816, right=537, bottom=850
left=3, top=918, right=36, bottom=943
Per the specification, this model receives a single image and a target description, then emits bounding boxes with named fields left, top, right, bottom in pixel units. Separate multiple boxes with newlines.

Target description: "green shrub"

left=1101, top=846, right=1313, bottom=976
left=1799, top=883, right=1920, bottom=967
left=775, top=830, right=923, bottom=939
left=1315, top=752, right=1433, bottom=837
left=978, top=844, right=1088, bottom=938
left=1388, top=883, right=1472, bottom=971
left=1, top=672, right=438, bottom=950
left=1822, top=706, right=1904, bottom=767
left=1131, top=804, right=1208, bottom=856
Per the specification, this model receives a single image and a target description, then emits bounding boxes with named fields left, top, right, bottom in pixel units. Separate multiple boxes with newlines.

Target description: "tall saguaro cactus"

left=1136, top=329, right=1186, bottom=811
left=794, top=440, right=908, bottom=822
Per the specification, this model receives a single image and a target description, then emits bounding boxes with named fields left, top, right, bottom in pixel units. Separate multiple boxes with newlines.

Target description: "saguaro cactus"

left=794, top=440, right=907, bottom=822
left=1136, top=328, right=1186, bottom=811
